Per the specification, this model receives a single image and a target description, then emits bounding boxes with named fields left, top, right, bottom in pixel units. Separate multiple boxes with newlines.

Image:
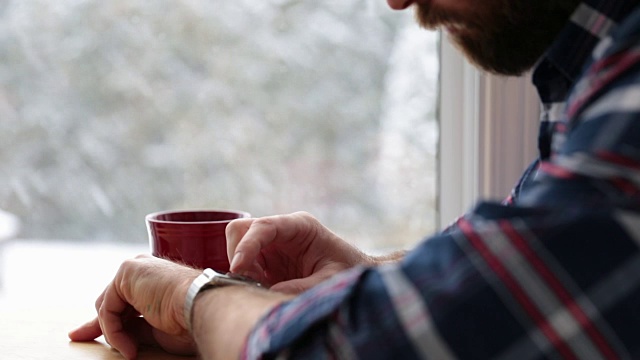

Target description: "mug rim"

left=145, top=209, right=251, bottom=224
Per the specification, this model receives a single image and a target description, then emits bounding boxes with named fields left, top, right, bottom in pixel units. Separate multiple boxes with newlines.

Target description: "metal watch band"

left=183, top=268, right=261, bottom=332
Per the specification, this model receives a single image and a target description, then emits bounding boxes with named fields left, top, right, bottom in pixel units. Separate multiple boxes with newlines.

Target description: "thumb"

left=269, top=273, right=332, bottom=294
left=69, top=317, right=103, bottom=342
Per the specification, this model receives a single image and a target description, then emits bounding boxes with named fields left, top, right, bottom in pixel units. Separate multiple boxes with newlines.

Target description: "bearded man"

left=70, top=0, right=640, bottom=358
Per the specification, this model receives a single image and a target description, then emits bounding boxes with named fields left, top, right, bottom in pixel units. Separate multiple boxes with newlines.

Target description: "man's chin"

left=446, top=30, right=540, bottom=76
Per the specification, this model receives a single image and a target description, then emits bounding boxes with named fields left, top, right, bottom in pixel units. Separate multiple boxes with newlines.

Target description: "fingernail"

left=230, top=252, right=243, bottom=271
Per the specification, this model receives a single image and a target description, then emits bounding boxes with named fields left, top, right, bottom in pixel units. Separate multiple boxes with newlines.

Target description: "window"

left=0, top=1, right=439, bottom=252
left=438, top=40, right=539, bottom=227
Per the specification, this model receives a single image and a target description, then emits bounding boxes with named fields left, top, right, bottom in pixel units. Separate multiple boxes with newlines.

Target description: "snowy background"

left=0, top=0, right=439, bottom=250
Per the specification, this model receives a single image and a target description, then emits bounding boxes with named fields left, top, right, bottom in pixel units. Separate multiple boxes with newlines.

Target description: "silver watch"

left=184, top=268, right=262, bottom=331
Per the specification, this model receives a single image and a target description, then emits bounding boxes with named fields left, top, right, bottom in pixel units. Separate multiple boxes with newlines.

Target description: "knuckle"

left=122, top=257, right=141, bottom=269
left=97, top=303, right=108, bottom=318
left=253, top=216, right=276, bottom=228
left=225, top=219, right=243, bottom=235
left=247, top=217, right=279, bottom=239
left=293, top=211, right=317, bottom=224
left=293, top=211, right=312, bottom=218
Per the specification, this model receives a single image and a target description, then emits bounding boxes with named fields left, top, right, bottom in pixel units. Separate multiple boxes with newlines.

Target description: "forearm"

left=191, top=286, right=294, bottom=359
left=368, top=249, right=407, bottom=265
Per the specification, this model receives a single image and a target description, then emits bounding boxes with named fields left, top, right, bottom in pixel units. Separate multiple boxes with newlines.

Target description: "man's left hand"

left=68, top=255, right=200, bottom=360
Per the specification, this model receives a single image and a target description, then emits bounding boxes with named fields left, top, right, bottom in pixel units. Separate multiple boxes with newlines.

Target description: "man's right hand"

left=225, top=211, right=375, bottom=294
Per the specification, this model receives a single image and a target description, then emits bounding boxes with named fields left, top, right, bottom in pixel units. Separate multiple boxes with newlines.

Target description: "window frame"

left=437, top=36, right=540, bottom=229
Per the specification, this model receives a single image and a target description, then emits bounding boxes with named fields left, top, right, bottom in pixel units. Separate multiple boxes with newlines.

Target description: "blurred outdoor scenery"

left=0, top=0, right=439, bottom=251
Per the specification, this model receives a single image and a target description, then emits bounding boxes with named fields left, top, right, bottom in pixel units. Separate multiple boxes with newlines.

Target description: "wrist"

left=192, top=286, right=293, bottom=359
left=184, top=269, right=264, bottom=332
left=172, top=269, right=201, bottom=332
left=368, top=250, right=407, bottom=266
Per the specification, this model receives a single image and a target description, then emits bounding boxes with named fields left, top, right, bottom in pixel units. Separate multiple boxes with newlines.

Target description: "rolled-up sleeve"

left=242, top=203, right=640, bottom=359
left=241, top=233, right=467, bottom=359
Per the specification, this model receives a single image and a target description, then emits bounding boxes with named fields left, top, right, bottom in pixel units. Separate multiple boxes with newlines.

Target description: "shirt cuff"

left=241, top=266, right=367, bottom=359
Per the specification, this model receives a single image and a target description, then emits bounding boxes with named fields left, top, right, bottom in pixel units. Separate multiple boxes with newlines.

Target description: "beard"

left=415, top=0, right=581, bottom=76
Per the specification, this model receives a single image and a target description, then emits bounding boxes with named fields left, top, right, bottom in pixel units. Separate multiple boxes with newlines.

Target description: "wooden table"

left=0, top=241, right=196, bottom=359
left=0, top=306, right=194, bottom=360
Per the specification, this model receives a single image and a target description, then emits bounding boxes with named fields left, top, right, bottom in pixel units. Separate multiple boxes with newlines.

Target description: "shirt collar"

left=533, top=0, right=640, bottom=105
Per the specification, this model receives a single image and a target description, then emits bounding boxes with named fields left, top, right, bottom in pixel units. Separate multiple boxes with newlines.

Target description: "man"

left=70, top=0, right=640, bottom=358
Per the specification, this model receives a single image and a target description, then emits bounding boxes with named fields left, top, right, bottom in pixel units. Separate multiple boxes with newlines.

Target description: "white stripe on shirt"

left=378, top=264, right=456, bottom=359
left=571, top=3, right=616, bottom=40
left=475, top=221, right=603, bottom=359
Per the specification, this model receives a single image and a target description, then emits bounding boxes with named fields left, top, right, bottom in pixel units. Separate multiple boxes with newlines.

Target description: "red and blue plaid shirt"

left=243, top=0, right=640, bottom=358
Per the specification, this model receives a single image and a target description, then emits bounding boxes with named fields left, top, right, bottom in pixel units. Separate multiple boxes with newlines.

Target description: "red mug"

left=146, top=209, right=251, bottom=272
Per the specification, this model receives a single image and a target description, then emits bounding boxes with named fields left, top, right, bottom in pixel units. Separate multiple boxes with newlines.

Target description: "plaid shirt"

left=243, top=0, right=640, bottom=358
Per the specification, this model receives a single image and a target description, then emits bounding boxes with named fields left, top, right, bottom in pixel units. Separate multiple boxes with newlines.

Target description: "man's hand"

left=226, top=211, right=376, bottom=294
left=68, top=255, right=200, bottom=360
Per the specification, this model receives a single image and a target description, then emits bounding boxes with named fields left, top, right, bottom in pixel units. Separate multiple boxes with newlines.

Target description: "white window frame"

left=437, top=36, right=540, bottom=229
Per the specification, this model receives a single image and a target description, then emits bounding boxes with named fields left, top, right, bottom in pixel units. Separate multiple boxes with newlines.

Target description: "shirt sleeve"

left=242, top=204, right=640, bottom=359
left=241, top=8, right=640, bottom=359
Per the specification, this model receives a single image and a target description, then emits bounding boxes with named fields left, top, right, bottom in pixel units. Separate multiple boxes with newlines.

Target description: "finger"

left=238, top=260, right=270, bottom=286
left=225, top=218, right=255, bottom=263
left=123, top=317, right=155, bottom=346
left=269, top=273, right=332, bottom=294
left=76, top=307, right=138, bottom=344
left=229, top=218, right=277, bottom=273
left=230, top=212, right=313, bottom=273
left=94, top=285, right=108, bottom=312
left=68, top=317, right=103, bottom=342
left=99, top=283, right=138, bottom=360
left=151, top=328, right=196, bottom=355
left=125, top=317, right=196, bottom=356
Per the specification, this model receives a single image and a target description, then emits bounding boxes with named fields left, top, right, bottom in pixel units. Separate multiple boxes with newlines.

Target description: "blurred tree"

left=0, top=0, right=438, bottom=250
